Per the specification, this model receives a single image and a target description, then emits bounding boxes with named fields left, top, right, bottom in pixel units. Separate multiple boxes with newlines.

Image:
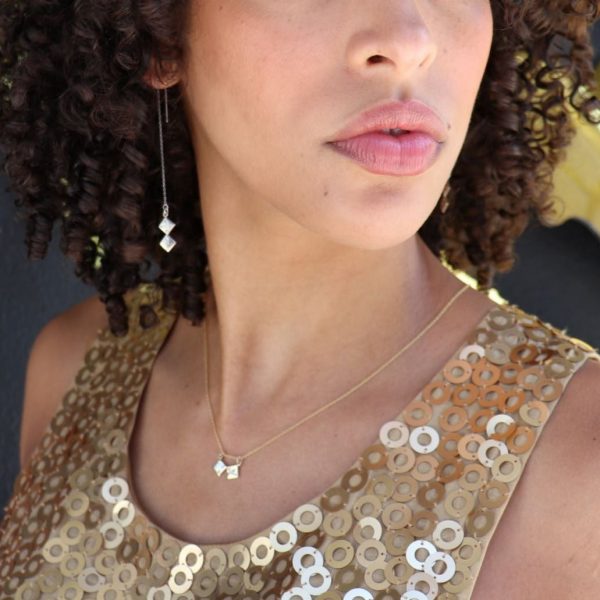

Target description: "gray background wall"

left=1, top=21, right=600, bottom=517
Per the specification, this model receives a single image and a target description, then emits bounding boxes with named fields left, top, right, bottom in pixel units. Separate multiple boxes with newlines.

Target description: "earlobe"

left=142, top=55, right=181, bottom=90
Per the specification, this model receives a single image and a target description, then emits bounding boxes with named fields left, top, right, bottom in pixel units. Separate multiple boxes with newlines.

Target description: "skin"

left=20, top=1, right=600, bottom=598
left=150, top=0, right=495, bottom=426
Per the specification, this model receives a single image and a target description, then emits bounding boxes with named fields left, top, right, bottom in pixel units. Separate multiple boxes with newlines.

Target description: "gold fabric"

left=1, top=282, right=599, bottom=599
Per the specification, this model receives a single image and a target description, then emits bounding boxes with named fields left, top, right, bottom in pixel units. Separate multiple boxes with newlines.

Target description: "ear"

left=142, top=55, right=181, bottom=90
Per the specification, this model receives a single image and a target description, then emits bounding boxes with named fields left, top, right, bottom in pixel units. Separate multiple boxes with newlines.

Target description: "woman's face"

left=177, top=1, right=493, bottom=250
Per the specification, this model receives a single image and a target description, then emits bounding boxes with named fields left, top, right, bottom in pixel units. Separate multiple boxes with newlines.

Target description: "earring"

left=439, top=181, right=451, bottom=214
left=157, top=87, right=177, bottom=253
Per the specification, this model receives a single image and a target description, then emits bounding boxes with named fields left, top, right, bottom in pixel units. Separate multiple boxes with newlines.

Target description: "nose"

left=345, top=2, right=437, bottom=78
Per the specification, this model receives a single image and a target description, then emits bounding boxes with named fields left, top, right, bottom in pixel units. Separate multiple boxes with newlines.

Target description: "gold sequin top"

left=1, top=282, right=599, bottom=600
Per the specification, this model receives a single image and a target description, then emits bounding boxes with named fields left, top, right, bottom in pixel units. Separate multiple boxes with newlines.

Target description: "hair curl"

left=0, top=1, right=598, bottom=336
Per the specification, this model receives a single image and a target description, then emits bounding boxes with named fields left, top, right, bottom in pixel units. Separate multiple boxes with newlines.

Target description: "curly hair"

left=0, top=1, right=598, bottom=337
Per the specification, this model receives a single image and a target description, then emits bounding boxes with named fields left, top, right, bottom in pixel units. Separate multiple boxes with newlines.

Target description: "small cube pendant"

left=226, top=464, right=240, bottom=480
left=160, top=235, right=176, bottom=253
left=159, top=216, right=175, bottom=235
left=213, top=458, right=228, bottom=476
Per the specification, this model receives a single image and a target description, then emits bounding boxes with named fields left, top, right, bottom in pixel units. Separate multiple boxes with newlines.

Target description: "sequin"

left=0, top=282, right=598, bottom=599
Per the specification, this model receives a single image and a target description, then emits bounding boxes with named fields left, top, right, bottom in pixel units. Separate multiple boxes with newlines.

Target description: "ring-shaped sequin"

left=342, top=588, right=374, bottom=600
left=451, top=383, right=480, bottom=407
left=324, top=540, right=355, bottom=569
left=437, top=457, right=464, bottom=484
left=409, top=426, right=440, bottom=454
left=381, top=503, right=412, bottom=530
left=491, top=454, right=522, bottom=483
left=471, top=359, right=501, bottom=387
left=423, top=551, right=456, bottom=583
left=341, top=467, right=369, bottom=493
left=352, top=494, right=383, bottom=520
left=323, top=510, right=353, bottom=537
left=544, top=356, right=574, bottom=379
left=321, top=486, right=350, bottom=512
left=507, top=426, right=535, bottom=454
left=353, top=516, right=383, bottom=542
left=293, top=546, right=324, bottom=576
left=405, top=539, right=437, bottom=571
left=249, top=536, right=275, bottom=566
left=452, top=537, right=482, bottom=569
left=457, top=433, right=485, bottom=461
left=411, top=455, right=439, bottom=482
left=401, top=592, right=428, bottom=600
left=99, top=521, right=124, bottom=550
left=177, top=544, right=204, bottom=573
left=519, top=400, right=549, bottom=427
left=59, top=551, right=85, bottom=578
left=101, top=477, right=129, bottom=504
left=77, top=567, right=105, bottom=592
left=423, top=381, right=452, bottom=405
left=485, top=414, right=516, bottom=439
left=368, top=474, right=395, bottom=501
left=361, top=444, right=388, bottom=470
left=227, top=544, right=251, bottom=570
left=477, top=439, right=508, bottom=468
left=379, top=421, right=410, bottom=448
left=417, top=481, right=445, bottom=509
left=444, top=489, right=475, bottom=519
left=459, top=342, right=485, bottom=361
left=384, top=555, right=414, bottom=585
left=408, top=511, right=437, bottom=538
left=387, top=447, right=416, bottom=474
left=439, top=407, right=468, bottom=433
left=202, top=548, right=226, bottom=575
left=364, top=561, right=390, bottom=591
left=392, top=475, right=418, bottom=502
left=498, top=388, right=526, bottom=413
left=438, top=433, right=462, bottom=459
left=42, top=537, right=68, bottom=564
left=406, top=571, right=439, bottom=599
left=533, top=378, right=562, bottom=402
left=478, top=480, right=509, bottom=509
left=270, top=521, right=298, bottom=552
left=112, top=499, right=135, bottom=528
left=300, top=564, right=332, bottom=595
left=403, top=401, right=433, bottom=427
left=293, top=504, right=323, bottom=533
left=443, top=359, right=472, bottom=385
left=355, top=539, right=386, bottom=568
left=282, top=587, right=313, bottom=600
left=466, top=508, right=495, bottom=538
left=432, top=520, right=464, bottom=551
left=168, top=564, right=193, bottom=594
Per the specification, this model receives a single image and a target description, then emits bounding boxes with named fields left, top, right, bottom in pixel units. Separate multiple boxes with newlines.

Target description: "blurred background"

left=1, top=21, right=600, bottom=514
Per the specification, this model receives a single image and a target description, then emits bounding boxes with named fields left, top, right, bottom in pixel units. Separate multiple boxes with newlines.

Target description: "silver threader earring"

left=157, top=87, right=177, bottom=253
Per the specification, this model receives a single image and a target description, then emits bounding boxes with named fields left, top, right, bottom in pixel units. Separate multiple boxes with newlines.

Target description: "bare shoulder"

left=19, top=293, right=109, bottom=471
left=529, top=352, right=600, bottom=589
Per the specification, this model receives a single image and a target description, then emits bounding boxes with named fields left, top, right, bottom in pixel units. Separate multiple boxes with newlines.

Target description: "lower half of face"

left=181, top=0, right=494, bottom=251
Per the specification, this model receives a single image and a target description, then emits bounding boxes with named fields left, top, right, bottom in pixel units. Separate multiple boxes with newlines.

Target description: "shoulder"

left=19, top=292, right=111, bottom=470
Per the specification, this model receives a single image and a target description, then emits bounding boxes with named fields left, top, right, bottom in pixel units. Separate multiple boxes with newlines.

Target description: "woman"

left=0, top=1, right=599, bottom=598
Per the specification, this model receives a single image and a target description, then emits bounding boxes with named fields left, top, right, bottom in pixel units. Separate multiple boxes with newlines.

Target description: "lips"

left=327, top=99, right=447, bottom=177
left=329, top=99, right=448, bottom=143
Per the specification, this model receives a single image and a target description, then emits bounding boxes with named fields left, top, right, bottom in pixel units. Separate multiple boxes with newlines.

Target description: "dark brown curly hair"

left=0, top=1, right=598, bottom=337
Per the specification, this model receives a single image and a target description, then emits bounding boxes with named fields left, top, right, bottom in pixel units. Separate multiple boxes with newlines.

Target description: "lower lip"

left=328, top=131, right=441, bottom=176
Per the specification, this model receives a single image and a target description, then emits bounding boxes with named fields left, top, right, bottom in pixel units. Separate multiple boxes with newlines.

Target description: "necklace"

left=204, top=283, right=470, bottom=480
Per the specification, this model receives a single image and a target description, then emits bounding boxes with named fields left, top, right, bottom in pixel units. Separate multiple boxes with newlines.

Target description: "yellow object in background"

left=550, top=65, right=600, bottom=235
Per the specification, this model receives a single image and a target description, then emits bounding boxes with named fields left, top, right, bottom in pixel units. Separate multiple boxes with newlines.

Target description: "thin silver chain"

left=203, top=283, right=471, bottom=463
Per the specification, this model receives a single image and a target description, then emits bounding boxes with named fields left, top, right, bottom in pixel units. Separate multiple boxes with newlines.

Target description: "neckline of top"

left=121, top=284, right=505, bottom=551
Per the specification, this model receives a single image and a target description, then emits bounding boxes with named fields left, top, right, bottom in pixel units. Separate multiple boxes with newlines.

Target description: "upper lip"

left=329, top=99, right=448, bottom=144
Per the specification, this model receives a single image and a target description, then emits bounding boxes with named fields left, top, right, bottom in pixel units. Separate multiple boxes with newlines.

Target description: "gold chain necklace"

left=205, top=283, right=470, bottom=479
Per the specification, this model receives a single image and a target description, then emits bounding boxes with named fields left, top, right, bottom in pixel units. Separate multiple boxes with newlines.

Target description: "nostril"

left=368, top=55, right=386, bottom=64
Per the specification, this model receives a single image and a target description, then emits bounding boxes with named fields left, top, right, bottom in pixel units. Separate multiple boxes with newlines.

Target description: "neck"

left=202, top=230, right=461, bottom=429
